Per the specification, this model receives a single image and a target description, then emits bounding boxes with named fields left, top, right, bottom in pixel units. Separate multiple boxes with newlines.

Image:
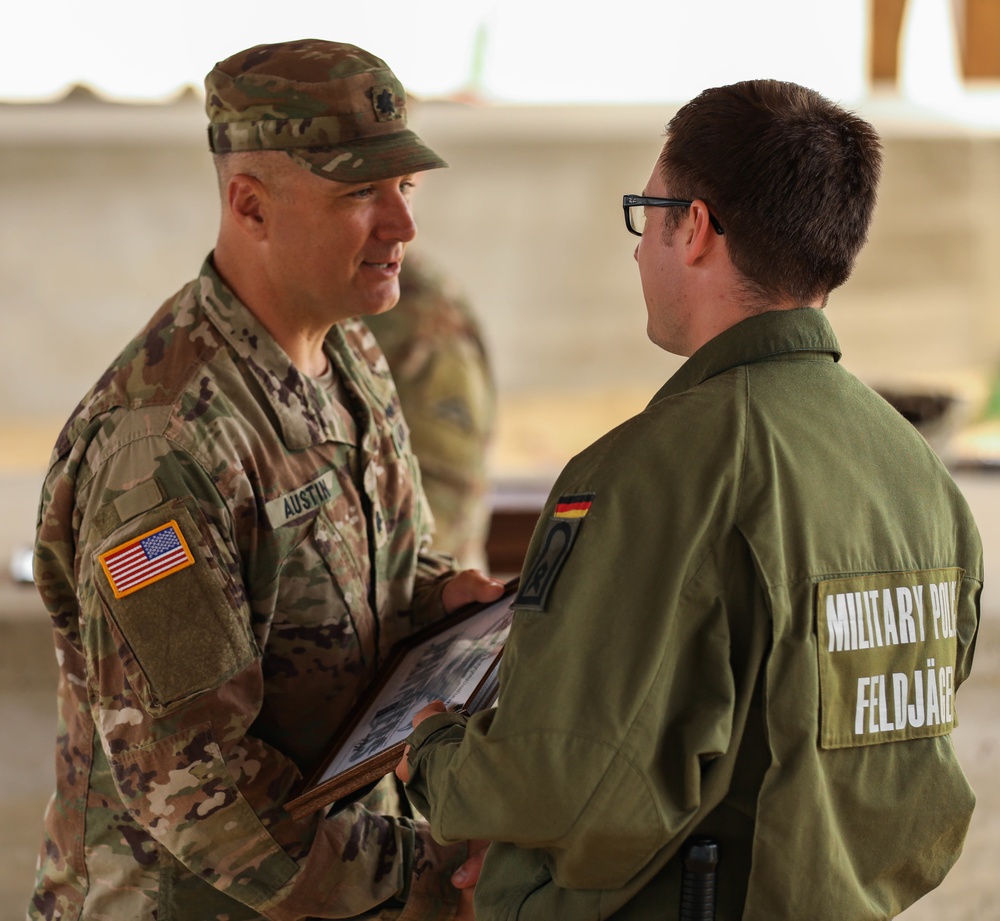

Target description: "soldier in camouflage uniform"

left=365, top=256, right=495, bottom=571
left=30, top=39, right=503, bottom=921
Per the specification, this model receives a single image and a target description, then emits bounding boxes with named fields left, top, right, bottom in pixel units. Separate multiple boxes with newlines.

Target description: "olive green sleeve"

left=405, top=448, right=742, bottom=890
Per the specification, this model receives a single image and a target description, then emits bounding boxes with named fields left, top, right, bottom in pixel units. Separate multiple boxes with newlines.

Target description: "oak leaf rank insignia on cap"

left=515, top=493, right=594, bottom=612
left=372, top=85, right=400, bottom=121
left=98, top=520, right=195, bottom=599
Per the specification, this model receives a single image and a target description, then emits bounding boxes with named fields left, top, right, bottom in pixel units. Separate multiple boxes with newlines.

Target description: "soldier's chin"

left=370, top=287, right=402, bottom=316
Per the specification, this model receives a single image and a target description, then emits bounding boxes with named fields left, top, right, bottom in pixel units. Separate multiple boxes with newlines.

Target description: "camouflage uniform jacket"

left=30, top=258, right=465, bottom=920
left=364, top=256, right=495, bottom=571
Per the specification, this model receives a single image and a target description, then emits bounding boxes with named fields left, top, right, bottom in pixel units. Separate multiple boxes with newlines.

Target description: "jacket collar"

left=195, top=257, right=360, bottom=451
left=652, top=307, right=842, bottom=404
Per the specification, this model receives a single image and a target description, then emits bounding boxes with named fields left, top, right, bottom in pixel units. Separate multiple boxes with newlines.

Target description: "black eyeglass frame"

left=623, top=194, right=725, bottom=237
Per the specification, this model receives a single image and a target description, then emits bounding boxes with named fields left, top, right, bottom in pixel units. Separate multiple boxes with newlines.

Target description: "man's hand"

left=412, top=699, right=449, bottom=727
left=452, top=839, right=489, bottom=919
left=442, top=569, right=506, bottom=614
left=395, top=700, right=448, bottom=783
left=394, top=700, right=490, bottom=916
left=452, top=838, right=488, bottom=889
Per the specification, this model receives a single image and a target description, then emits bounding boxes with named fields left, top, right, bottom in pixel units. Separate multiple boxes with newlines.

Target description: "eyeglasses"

left=623, top=194, right=725, bottom=237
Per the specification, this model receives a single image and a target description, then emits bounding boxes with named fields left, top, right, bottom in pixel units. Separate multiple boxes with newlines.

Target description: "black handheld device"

left=679, top=836, right=719, bottom=921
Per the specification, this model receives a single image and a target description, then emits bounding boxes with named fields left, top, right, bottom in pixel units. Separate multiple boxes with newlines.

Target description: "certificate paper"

left=286, top=581, right=517, bottom=818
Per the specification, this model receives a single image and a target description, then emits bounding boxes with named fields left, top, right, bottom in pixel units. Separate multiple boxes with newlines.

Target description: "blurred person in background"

left=365, top=252, right=495, bottom=572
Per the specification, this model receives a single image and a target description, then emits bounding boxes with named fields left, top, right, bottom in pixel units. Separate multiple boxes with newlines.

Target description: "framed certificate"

left=286, top=579, right=518, bottom=820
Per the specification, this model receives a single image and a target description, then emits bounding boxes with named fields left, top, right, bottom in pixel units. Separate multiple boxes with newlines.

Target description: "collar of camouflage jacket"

left=195, top=257, right=371, bottom=452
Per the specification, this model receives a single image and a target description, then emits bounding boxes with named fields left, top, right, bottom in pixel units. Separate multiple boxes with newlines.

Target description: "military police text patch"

left=98, top=520, right=195, bottom=599
left=515, top=494, right=594, bottom=611
left=816, top=568, right=963, bottom=749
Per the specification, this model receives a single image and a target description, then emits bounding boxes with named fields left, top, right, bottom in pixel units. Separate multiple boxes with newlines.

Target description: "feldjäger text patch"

left=816, top=568, right=964, bottom=749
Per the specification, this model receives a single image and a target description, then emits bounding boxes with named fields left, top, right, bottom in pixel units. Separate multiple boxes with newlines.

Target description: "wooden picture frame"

left=286, top=578, right=519, bottom=820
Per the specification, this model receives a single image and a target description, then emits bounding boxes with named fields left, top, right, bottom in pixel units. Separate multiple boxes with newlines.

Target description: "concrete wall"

left=4, top=94, right=1000, bottom=476
left=2, top=93, right=1000, bottom=920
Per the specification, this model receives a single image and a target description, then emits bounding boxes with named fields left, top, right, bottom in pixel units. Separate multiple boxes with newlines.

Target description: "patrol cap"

left=204, top=39, right=447, bottom=182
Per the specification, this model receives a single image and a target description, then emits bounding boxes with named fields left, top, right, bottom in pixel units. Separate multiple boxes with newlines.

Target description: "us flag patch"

left=99, top=520, right=195, bottom=599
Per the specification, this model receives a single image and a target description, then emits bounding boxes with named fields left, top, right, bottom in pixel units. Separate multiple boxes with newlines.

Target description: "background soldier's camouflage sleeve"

left=365, top=255, right=496, bottom=572
left=29, top=260, right=466, bottom=921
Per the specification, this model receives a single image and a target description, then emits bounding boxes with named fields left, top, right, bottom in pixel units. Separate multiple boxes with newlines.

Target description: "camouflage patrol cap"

left=205, top=39, right=447, bottom=182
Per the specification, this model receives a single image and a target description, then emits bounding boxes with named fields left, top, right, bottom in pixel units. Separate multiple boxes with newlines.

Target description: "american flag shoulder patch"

left=98, top=519, right=195, bottom=599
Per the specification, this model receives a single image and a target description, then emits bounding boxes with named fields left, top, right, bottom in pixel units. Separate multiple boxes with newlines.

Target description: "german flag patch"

left=99, top=520, right=195, bottom=599
left=554, top=495, right=594, bottom=519
left=516, top=493, right=594, bottom=611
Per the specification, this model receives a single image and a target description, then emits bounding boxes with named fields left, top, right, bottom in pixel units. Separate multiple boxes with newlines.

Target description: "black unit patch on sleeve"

left=515, top=493, right=594, bottom=612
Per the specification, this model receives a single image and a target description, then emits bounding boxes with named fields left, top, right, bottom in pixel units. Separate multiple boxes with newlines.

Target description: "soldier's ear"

left=227, top=174, right=268, bottom=239
left=682, top=199, right=721, bottom=267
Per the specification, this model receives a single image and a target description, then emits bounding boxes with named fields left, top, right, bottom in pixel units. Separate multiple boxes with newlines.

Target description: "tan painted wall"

left=3, top=95, right=1000, bottom=474
left=3, top=96, right=1000, bottom=921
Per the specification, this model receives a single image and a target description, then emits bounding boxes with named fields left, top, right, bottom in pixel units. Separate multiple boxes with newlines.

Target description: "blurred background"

left=2, top=0, right=1000, bottom=917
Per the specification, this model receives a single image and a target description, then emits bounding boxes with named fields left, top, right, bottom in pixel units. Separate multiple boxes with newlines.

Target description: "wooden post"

left=961, top=0, right=1000, bottom=78
left=871, top=0, right=910, bottom=82
left=872, top=0, right=1000, bottom=82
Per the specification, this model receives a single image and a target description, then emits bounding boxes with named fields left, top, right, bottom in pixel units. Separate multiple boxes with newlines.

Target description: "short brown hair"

left=659, top=79, right=882, bottom=305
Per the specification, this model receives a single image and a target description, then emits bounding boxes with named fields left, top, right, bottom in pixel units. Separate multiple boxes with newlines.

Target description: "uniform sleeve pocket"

left=94, top=499, right=257, bottom=716
left=111, top=723, right=299, bottom=906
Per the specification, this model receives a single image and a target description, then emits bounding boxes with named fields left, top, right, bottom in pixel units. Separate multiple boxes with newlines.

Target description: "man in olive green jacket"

left=399, top=80, right=983, bottom=920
